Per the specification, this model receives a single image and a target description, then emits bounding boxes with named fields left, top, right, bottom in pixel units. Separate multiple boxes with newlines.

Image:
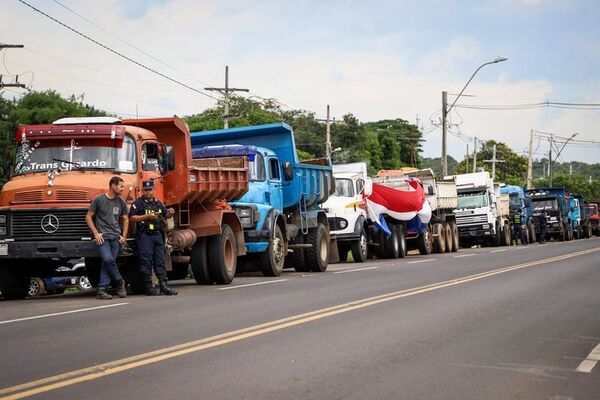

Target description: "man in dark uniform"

left=129, top=181, right=177, bottom=296
left=538, top=211, right=548, bottom=244
left=511, top=210, right=523, bottom=245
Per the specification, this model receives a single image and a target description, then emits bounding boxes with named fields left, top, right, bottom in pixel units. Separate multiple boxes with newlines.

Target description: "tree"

left=455, top=140, right=527, bottom=185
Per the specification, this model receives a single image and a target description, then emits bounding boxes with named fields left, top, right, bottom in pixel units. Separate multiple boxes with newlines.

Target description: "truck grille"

left=56, top=190, right=89, bottom=201
left=456, top=214, right=488, bottom=225
left=11, top=209, right=90, bottom=241
left=14, top=190, right=44, bottom=202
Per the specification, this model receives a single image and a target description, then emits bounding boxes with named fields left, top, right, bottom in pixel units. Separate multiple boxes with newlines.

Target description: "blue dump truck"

left=190, top=123, right=333, bottom=277
left=570, top=193, right=593, bottom=239
left=499, top=184, right=536, bottom=243
left=526, top=187, right=573, bottom=241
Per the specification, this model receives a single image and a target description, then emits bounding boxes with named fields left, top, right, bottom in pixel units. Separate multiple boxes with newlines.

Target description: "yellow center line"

left=2, top=246, right=599, bottom=400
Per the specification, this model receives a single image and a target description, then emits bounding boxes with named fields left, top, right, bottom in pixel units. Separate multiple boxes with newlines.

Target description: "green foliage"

left=455, top=140, right=528, bottom=185
left=535, top=172, right=600, bottom=202
left=422, top=156, right=458, bottom=177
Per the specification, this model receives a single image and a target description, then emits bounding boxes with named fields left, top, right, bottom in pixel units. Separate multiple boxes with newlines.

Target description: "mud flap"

left=328, top=234, right=340, bottom=264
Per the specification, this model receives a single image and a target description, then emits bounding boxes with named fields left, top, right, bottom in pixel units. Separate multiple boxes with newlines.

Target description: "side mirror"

left=282, top=161, right=293, bottom=181
left=165, top=145, right=175, bottom=171
left=363, top=178, right=373, bottom=197
left=427, top=185, right=435, bottom=196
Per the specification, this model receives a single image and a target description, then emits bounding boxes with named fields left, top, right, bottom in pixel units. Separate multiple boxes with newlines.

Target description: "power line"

left=455, top=100, right=600, bottom=111
left=17, top=0, right=219, bottom=101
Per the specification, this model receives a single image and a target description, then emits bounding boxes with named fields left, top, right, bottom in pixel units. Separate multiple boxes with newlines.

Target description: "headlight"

left=0, top=226, right=6, bottom=235
left=240, top=216, right=253, bottom=228
left=238, top=208, right=252, bottom=217
left=0, top=215, right=6, bottom=224
left=339, top=219, right=348, bottom=229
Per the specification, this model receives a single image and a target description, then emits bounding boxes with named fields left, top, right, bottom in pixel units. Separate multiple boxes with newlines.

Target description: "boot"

left=116, top=280, right=127, bottom=298
left=145, top=280, right=160, bottom=296
left=159, top=277, right=178, bottom=296
left=96, top=287, right=112, bottom=300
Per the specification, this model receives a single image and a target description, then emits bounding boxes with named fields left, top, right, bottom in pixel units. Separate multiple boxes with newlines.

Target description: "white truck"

left=324, top=163, right=369, bottom=262
left=450, top=171, right=511, bottom=247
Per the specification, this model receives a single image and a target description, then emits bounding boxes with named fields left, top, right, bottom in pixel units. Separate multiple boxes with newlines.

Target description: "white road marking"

left=407, top=259, right=437, bottom=264
left=490, top=249, right=507, bottom=253
left=0, top=303, right=129, bottom=325
left=454, top=253, right=476, bottom=258
left=333, top=266, right=379, bottom=274
left=576, top=343, right=600, bottom=373
left=217, top=279, right=289, bottom=290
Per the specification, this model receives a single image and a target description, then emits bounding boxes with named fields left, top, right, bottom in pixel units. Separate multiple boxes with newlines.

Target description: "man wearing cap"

left=129, top=180, right=177, bottom=295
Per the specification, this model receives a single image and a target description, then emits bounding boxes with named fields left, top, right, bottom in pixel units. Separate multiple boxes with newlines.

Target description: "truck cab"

left=323, top=163, right=369, bottom=262
left=499, top=184, right=535, bottom=244
left=526, top=187, right=572, bottom=241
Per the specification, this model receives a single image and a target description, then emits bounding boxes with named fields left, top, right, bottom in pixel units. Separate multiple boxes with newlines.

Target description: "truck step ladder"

left=299, top=193, right=309, bottom=235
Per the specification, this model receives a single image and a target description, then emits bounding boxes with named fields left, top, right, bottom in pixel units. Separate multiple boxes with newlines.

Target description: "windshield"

left=509, top=193, right=521, bottom=210
left=457, top=192, right=488, bottom=209
left=585, top=205, right=597, bottom=216
left=14, top=135, right=137, bottom=175
left=531, top=199, right=558, bottom=211
left=334, top=178, right=354, bottom=197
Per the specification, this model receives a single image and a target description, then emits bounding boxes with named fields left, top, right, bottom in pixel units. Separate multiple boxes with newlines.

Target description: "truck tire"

left=384, top=224, right=401, bottom=259
left=450, top=222, right=459, bottom=252
left=528, top=224, right=536, bottom=243
left=501, top=224, right=511, bottom=246
left=490, top=223, right=501, bottom=247
left=586, top=224, right=592, bottom=238
left=84, top=257, right=101, bottom=288
left=444, top=223, right=452, bottom=253
left=28, top=277, right=46, bottom=297
left=191, top=237, right=212, bottom=284
left=567, top=225, right=574, bottom=241
left=417, top=228, right=432, bottom=255
left=351, top=228, right=368, bottom=263
left=305, top=223, right=329, bottom=272
left=167, top=263, right=189, bottom=281
left=260, top=224, right=285, bottom=276
left=432, top=223, right=445, bottom=254
left=523, top=226, right=530, bottom=245
left=559, top=224, right=566, bottom=242
left=287, top=234, right=308, bottom=272
left=0, top=265, right=30, bottom=300
left=207, top=224, right=237, bottom=284
left=397, top=225, right=407, bottom=258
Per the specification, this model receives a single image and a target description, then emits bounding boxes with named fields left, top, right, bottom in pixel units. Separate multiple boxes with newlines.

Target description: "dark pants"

left=97, top=235, right=123, bottom=288
left=137, top=233, right=166, bottom=280
left=539, top=226, right=547, bottom=243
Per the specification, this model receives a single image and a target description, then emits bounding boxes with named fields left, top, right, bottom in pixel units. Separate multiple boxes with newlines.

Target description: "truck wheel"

left=84, top=257, right=101, bottom=288
left=260, top=224, right=285, bottom=276
left=490, top=223, right=501, bottom=247
left=28, top=277, right=46, bottom=297
left=450, top=222, right=459, bottom=252
left=305, top=223, right=329, bottom=272
left=567, top=225, right=574, bottom=241
left=286, top=234, right=308, bottom=272
left=523, top=226, right=530, bottom=245
left=397, top=226, right=407, bottom=258
left=417, top=228, right=432, bottom=255
left=167, top=263, right=189, bottom=281
left=444, top=223, right=452, bottom=253
left=586, top=224, right=592, bottom=238
left=529, top=225, right=536, bottom=243
left=191, top=237, right=212, bottom=284
left=384, top=224, right=400, bottom=259
left=351, top=229, right=368, bottom=263
left=207, top=224, right=237, bottom=284
left=432, top=223, right=445, bottom=254
left=559, top=225, right=566, bottom=242
left=0, top=265, right=31, bottom=300
left=502, top=224, right=511, bottom=246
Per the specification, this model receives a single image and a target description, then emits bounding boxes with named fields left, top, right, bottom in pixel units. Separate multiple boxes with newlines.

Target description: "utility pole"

left=204, top=66, right=249, bottom=129
left=483, top=144, right=505, bottom=180
left=0, top=44, right=27, bottom=90
left=472, top=136, right=478, bottom=173
left=569, top=163, right=573, bottom=175
left=548, top=134, right=553, bottom=186
left=527, top=129, right=534, bottom=189
left=325, top=104, right=332, bottom=158
left=441, top=91, right=448, bottom=176
left=465, top=144, right=469, bottom=173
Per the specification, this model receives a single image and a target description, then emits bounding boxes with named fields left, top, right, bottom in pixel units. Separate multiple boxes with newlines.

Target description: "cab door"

left=140, top=142, right=166, bottom=200
left=266, top=157, right=283, bottom=210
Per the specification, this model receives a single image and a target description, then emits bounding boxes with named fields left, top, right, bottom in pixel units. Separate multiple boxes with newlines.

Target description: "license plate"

left=0, top=244, right=7, bottom=256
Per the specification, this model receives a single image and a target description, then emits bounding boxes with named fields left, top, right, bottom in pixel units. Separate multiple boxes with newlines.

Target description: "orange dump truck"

left=0, top=117, right=248, bottom=299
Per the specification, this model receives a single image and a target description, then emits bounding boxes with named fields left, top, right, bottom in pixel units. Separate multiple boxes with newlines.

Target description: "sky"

left=2, top=0, right=600, bottom=163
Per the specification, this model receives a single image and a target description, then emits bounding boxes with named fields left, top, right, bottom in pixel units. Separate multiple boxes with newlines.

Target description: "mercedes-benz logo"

left=41, top=214, right=60, bottom=234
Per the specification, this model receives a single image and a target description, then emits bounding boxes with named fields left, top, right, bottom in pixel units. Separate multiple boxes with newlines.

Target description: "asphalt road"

left=1, top=237, right=600, bottom=400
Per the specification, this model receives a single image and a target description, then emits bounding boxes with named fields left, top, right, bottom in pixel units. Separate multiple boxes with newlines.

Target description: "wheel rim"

left=272, top=234, right=284, bottom=267
left=224, top=237, right=235, bottom=273
left=79, top=276, right=92, bottom=290
left=319, top=231, right=328, bottom=262
left=393, top=231, right=399, bottom=253
left=28, top=279, right=40, bottom=297
left=359, top=232, right=368, bottom=257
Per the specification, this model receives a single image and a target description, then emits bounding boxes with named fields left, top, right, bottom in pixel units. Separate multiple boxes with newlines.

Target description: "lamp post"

left=441, top=57, right=508, bottom=176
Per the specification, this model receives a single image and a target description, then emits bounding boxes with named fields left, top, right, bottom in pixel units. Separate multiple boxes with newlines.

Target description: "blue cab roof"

left=192, top=145, right=259, bottom=161
left=190, top=123, right=298, bottom=164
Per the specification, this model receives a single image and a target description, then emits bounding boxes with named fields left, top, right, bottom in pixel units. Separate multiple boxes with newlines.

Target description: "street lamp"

left=441, top=56, right=508, bottom=176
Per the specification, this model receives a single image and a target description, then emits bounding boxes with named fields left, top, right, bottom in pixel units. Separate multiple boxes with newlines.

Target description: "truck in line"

left=499, top=184, right=536, bottom=244
left=570, top=193, right=592, bottom=239
left=0, top=117, right=249, bottom=299
left=584, top=201, right=600, bottom=236
left=450, top=171, right=511, bottom=247
left=526, top=187, right=573, bottom=241
left=189, top=123, right=333, bottom=276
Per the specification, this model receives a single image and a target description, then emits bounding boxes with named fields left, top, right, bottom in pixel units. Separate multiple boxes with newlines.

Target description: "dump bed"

left=189, top=123, right=332, bottom=209
left=188, top=157, right=249, bottom=204
left=496, top=194, right=510, bottom=217
left=436, top=179, right=458, bottom=210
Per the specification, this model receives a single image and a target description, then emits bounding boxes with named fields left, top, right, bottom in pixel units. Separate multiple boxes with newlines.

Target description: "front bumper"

left=0, top=239, right=135, bottom=259
left=457, top=224, right=494, bottom=238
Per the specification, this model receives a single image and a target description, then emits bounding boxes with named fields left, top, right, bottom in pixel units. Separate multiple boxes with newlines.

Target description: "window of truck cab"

left=334, top=178, right=354, bottom=197
left=268, top=158, right=280, bottom=181
left=249, top=153, right=266, bottom=182
left=13, top=134, right=137, bottom=175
